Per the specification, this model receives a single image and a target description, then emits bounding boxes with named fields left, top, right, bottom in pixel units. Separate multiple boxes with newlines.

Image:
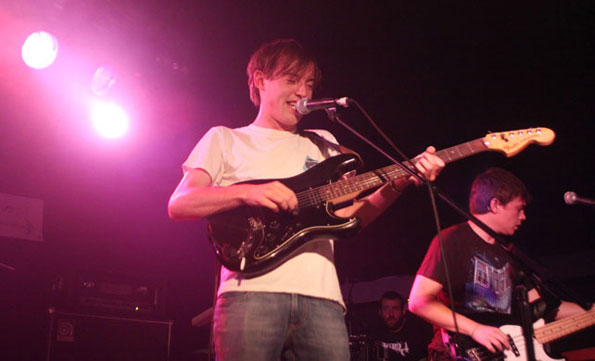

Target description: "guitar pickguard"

left=207, top=153, right=363, bottom=275
left=445, top=320, right=563, bottom=361
left=208, top=197, right=360, bottom=275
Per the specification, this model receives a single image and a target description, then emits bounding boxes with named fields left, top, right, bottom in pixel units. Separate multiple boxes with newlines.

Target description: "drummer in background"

left=366, top=291, right=433, bottom=361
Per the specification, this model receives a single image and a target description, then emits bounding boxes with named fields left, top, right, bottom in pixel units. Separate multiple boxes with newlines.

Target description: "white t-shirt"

left=183, top=123, right=346, bottom=307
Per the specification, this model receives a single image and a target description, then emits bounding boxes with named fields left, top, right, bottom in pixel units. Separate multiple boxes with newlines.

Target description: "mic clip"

left=325, top=107, right=338, bottom=122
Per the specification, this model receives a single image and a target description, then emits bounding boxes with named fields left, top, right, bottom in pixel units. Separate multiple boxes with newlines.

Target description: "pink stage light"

left=21, top=31, right=59, bottom=69
left=91, top=102, right=129, bottom=139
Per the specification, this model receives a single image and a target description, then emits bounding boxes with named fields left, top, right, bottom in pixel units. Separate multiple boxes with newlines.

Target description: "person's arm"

left=555, top=301, right=595, bottom=320
left=529, top=288, right=595, bottom=321
left=168, top=168, right=298, bottom=220
left=408, top=275, right=512, bottom=353
left=169, top=142, right=443, bottom=222
left=527, top=288, right=594, bottom=321
left=334, top=146, right=444, bottom=227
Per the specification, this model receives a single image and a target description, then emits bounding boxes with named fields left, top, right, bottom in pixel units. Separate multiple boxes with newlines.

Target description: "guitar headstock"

left=482, top=127, right=555, bottom=157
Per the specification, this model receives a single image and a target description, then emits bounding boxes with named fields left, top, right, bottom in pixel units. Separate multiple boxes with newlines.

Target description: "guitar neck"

left=297, top=138, right=487, bottom=207
left=378, top=138, right=488, bottom=181
left=534, top=309, right=595, bottom=344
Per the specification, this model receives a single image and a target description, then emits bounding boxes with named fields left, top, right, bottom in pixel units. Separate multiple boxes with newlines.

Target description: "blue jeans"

left=213, top=292, right=350, bottom=361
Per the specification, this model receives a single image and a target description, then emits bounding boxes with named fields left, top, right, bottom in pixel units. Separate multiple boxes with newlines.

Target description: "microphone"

left=295, top=97, right=349, bottom=115
left=564, top=191, right=595, bottom=206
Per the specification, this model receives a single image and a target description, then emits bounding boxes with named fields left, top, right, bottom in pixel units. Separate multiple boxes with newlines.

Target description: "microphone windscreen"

left=564, top=191, right=576, bottom=205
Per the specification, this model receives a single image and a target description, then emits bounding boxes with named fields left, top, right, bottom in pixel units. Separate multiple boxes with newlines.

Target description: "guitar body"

left=448, top=320, right=563, bottom=361
left=500, top=321, right=561, bottom=361
left=207, top=153, right=364, bottom=275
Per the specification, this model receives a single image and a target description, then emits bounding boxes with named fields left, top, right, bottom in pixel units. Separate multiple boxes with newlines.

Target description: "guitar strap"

left=300, top=130, right=360, bottom=160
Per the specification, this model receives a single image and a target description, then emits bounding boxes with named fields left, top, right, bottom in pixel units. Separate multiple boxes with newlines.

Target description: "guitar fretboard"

left=534, top=309, right=595, bottom=344
left=296, top=138, right=487, bottom=208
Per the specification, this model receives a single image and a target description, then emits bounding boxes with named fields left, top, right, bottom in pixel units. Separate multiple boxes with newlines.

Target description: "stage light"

left=21, top=31, right=59, bottom=69
left=91, top=65, right=118, bottom=96
left=91, top=102, right=129, bottom=139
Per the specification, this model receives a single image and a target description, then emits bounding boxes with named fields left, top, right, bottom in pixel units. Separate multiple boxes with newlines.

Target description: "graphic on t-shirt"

left=304, top=155, right=319, bottom=170
left=465, top=254, right=512, bottom=314
left=381, top=341, right=410, bottom=358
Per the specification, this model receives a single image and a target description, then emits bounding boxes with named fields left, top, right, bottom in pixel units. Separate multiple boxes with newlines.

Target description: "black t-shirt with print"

left=367, top=313, right=433, bottom=361
left=417, top=222, right=520, bottom=325
left=416, top=222, right=524, bottom=355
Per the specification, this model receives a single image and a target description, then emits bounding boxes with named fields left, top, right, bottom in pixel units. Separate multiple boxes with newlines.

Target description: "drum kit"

left=348, top=334, right=384, bottom=361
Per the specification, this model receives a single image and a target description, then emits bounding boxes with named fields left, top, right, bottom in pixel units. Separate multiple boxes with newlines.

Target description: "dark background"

left=1, top=1, right=593, bottom=360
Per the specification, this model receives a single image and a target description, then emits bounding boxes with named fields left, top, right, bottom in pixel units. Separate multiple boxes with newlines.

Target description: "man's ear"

left=254, top=70, right=266, bottom=92
left=489, top=198, right=501, bottom=213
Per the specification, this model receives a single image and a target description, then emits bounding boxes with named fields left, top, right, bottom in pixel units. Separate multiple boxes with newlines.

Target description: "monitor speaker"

left=46, top=307, right=172, bottom=361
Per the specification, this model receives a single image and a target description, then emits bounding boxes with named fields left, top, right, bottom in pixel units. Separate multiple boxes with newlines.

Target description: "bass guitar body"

left=449, top=320, right=562, bottom=361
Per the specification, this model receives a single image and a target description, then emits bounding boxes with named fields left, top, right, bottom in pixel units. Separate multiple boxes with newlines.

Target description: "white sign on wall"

left=0, top=192, right=44, bottom=242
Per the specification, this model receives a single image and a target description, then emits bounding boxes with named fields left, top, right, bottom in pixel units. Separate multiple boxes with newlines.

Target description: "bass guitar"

left=207, top=127, right=555, bottom=275
left=445, top=308, right=595, bottom=361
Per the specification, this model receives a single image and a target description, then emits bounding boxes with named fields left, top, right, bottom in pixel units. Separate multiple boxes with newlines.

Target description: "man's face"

left=492, top=196, right=527, bottom=235
left=380, top=298, right=404, bottom=330
left=258, top=62, right=315, bottom=131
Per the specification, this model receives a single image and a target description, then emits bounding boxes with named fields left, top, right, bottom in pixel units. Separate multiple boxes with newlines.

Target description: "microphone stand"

left=517, top=284, right=537, bottom=361
left=324, top=104, right=591, bottom=361
left=324, top=107, right=414, bottom=173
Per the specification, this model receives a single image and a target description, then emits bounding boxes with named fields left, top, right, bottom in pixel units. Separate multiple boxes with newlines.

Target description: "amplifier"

left=51, top=270, right=166, bottom=317
left=46, top=307, right=172, bottom=361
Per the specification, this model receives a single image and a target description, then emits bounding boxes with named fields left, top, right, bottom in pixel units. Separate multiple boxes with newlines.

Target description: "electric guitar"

left=445, top=308, right=595, bottom=361
left=207, top=127, right=555, bottom=275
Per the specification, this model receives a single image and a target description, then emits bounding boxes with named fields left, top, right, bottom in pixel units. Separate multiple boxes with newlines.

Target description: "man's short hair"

left=246, top=39, right=322, bottom=106
left=379, top=291, right=405, bottom=310
left=469, top=167, right=530, bottom=214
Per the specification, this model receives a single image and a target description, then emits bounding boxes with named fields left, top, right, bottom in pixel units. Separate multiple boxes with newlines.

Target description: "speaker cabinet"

left=46, top=308, right=172, bottom=361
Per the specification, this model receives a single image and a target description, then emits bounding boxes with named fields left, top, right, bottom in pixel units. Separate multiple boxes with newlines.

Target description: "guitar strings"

left=294, top=142, right=482, bottom=209
left=510, top=310, right=595, bottom=344
left=503, top=309, right=595, bottom=348
left=294, top=167, right=407, bottom=208
left=295, top=133, right=544, bottom=209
